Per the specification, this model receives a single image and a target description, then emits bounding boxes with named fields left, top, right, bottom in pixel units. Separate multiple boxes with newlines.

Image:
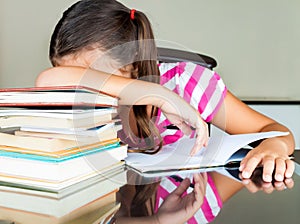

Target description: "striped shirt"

left=155, top=62, right=227, bottom=223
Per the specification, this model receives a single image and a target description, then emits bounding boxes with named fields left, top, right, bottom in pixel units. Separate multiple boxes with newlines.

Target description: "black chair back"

left=157, top=47, right=217, bottom=70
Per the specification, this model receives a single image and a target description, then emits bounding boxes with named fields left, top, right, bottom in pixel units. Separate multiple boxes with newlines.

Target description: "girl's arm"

left=36, top=66, right=208, bottom=154
left=211, top=91, right=295, bottom=182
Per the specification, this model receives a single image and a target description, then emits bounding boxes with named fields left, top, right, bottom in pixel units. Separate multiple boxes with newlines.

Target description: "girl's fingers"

left=190, top=122, right=209, bottom=156
left=240, top=155, right=262, bottom=179
left=262, top=156, right=276, bottom=182
left=192, top=173, right=207, bottom=207
left=242, top=178, right=260, bottom=193
left=273, top=181, right=286, bottom=191
left=175, top=121, right=193, bottom=136
left=285, top=159, right=295, bottom=178
left=261, top=182, right=274, bottom=194
left=284, top=178, right=294, bottom=189
left=193, top=173, right=207, bottom=192
left=274, top=158, right=286, bottom=181
left=172, top=178, right=191, bottom=196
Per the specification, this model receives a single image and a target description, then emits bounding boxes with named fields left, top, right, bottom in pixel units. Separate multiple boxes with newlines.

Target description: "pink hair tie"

left=130, top=9, right=136, bottom=20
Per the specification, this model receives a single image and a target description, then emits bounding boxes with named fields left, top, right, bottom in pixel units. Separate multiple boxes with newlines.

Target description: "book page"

left=203, top=131, right=289, bottom=165
left=125, top=131, right=289, bottom=175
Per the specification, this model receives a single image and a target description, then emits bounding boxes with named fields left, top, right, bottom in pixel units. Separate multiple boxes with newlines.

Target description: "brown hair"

left=49, top=0, right=162, bottom=216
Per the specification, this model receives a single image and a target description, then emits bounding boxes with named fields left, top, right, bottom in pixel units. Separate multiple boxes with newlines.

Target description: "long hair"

left=49, top=0, right=162, bottom=216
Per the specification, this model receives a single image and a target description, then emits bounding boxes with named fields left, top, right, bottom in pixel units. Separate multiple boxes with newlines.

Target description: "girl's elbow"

left=35, top=67, right=79, bottom=87
left=35, top=68, right=56, bottom=87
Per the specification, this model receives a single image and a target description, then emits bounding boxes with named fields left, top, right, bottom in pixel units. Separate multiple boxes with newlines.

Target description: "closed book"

left=0, top=107, right=115, bottom=118
left=0, top=138, right=120, bottom=157
left=0, top=201, right=120, bottom=224
left=14, top=123, right=120, bottom=141
left=0, top=161, right=126, bottom=194
left=0, top=144, right=128, bottom=184
left=0, top=108, right=116, bottom=129
left=67, top=202, right=120, bottom=224
left=0, top=163, right=125, bottom=197
left=0, top=166, right=125, bottom=217
left=0, top=85, right=118, bottom=107
left=0, top=126, right=119, bottom=152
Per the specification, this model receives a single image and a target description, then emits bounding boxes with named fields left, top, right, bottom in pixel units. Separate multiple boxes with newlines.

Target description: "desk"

left=1, top=152, right=300, bottom=224
left=213, top=150, right=300, bottom=224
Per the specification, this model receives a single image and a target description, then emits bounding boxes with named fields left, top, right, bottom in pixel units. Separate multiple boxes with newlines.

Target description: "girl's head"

left=50, top=0, right=162, bottom=155
left=50, top=0, right=159, bottom=79
left=50, top=0, right=162, bottom=216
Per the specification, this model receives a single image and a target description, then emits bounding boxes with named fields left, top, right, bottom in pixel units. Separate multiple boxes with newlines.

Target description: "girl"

left=36, top=0, right=295, bottom=223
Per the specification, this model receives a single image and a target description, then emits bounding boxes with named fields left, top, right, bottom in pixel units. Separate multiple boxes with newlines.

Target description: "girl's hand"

left=159, top=99, right=209, bottom=156
left=241, top=176, right=294, bottom=195
left=154, top=173, right=207, bottom=224
left=239, top=138, right=295, bottom=182
left=240, top=166, right=294, bottom=194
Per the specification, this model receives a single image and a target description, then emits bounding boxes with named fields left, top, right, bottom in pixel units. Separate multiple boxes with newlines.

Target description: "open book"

left=125, top=131, right=289, bottom=177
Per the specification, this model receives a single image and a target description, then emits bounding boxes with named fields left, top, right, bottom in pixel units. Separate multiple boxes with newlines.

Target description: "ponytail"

left=127, top=9, right=163, bottom=217
left=128, top=10, right=163, bottom=155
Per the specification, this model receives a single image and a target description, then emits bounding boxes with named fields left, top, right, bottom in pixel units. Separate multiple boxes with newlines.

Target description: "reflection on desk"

left=1, top=153, right=299, bottom=224
left=213, top=151, right=300, bottom=224
left=0, top=165, right=126, bottom=224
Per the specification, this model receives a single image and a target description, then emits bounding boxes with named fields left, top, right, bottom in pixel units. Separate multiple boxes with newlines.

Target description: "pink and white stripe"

left=154, top=62, right=227, bottom=223
left=155, top=174, right=223, bottom=224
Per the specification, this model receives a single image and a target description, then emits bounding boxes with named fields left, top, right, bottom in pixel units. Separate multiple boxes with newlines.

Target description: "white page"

left=18, top=122, right=117, bottom=136
left=125, top=131, right=289, bottom=174
left=0, top=108, right=116, bottom=119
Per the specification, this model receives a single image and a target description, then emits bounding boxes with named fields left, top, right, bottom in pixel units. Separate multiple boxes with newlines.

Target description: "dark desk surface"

left=213, top=150, right=300, bottom=224
left=1, top=152, right=299, bottom=224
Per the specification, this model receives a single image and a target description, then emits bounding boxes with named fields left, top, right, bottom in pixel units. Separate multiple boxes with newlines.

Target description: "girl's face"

left=58, top=48, right=134, bottom=78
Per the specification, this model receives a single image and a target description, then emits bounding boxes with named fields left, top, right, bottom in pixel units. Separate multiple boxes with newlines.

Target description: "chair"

left=157, top=47, right=217, bottom=70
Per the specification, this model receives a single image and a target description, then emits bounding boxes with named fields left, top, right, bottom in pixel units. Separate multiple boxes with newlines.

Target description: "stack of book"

left=0, top=86, right=127, bottom=221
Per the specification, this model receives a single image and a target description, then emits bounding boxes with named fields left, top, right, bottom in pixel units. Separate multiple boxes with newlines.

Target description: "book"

left=0, top=144, right=127, bottom=184
left=0, top=108, right=117, bottom=129
left=0, top=126, right=119, bottom=152
left=14, top=123, right=121, bottom=141
left=125, top=131, right=289, bottom=177
left=0, top=162, right=125, bottom=198
left=0, top=138, right=120, bottom=157
left=0, top=107, right=115, bottom=118
left=0, top=85, right=118, bottom=107
left=13, top=120, right=121, bottom=136
left=68, top=202, right=120, bottom=224
left=0, top=201, right=120, bottom=224
left=0, top=166, right=125, bottom=217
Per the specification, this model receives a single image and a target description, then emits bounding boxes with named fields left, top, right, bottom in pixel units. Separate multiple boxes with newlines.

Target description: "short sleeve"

left=159, top=62, right=227, bottom=122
